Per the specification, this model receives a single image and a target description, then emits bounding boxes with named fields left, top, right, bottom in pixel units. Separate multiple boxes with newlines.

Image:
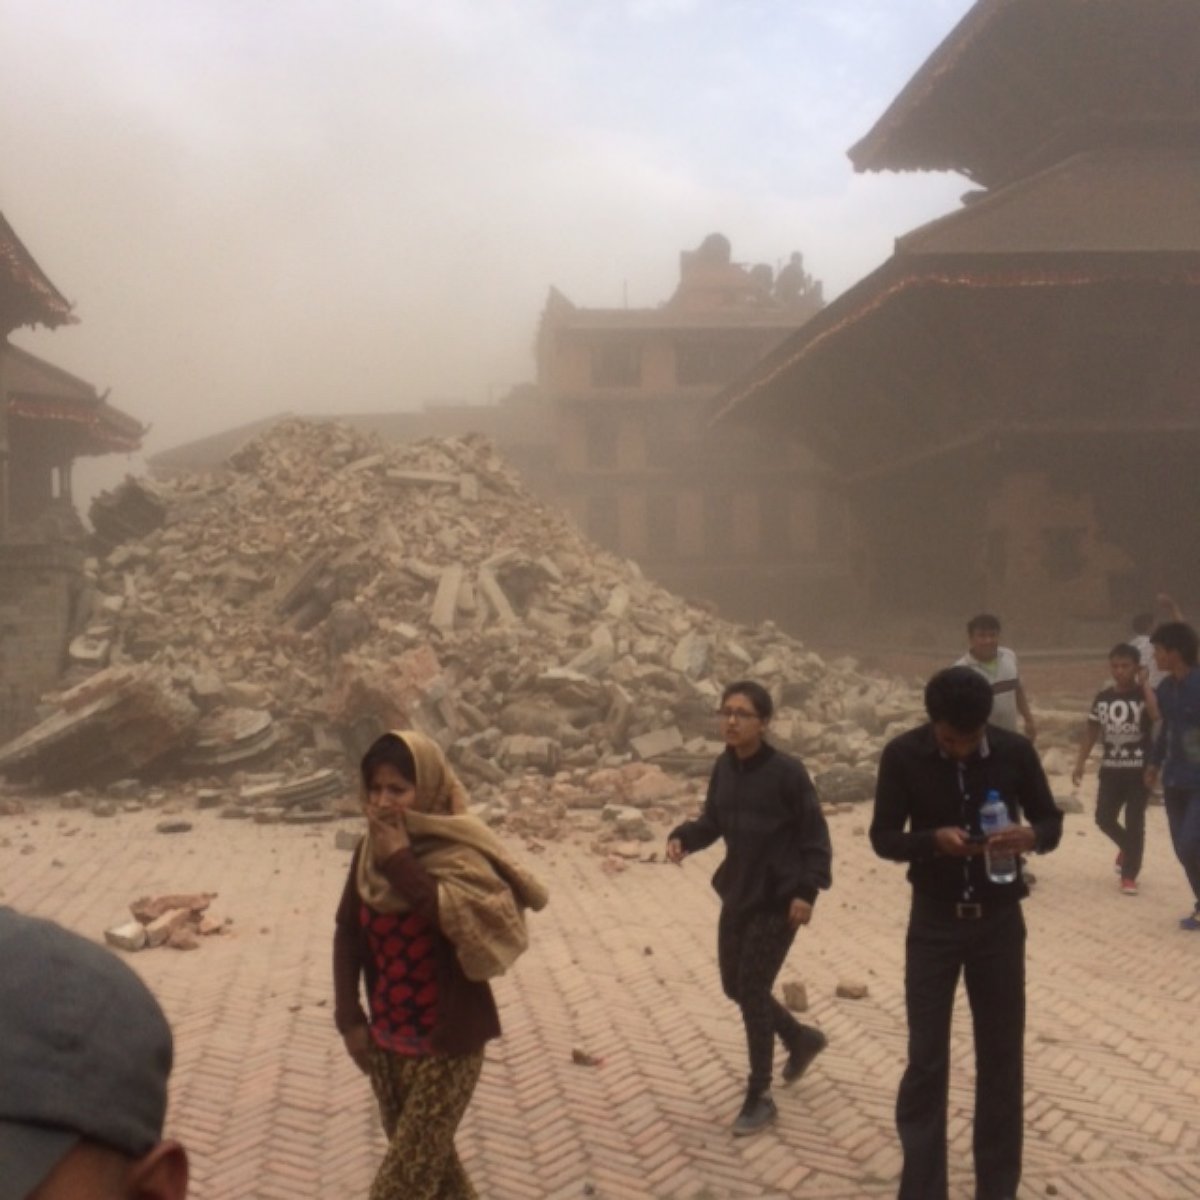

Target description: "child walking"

left=333, top=730, right=548, bottom=1200
left=1072, top=644, right=1153, bottom=894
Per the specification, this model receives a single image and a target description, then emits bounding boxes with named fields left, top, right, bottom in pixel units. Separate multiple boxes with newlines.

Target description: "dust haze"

left=0, top=0, right=969, bottom=466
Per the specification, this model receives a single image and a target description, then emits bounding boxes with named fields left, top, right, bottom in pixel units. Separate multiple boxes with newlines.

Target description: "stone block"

left=430, top=564, right=464, bottom=633
left=782, top=980, right=809, bottom=1012
left=145, top=908, right=192, bottom=948
left=670, top=632, right=711, bottom=680
left=104, top=921, right=147, bottom=952
left=630, top=726, right=684, bottom=761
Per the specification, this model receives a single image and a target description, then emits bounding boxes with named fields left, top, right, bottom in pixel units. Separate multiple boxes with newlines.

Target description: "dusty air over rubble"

left=3, top=3, right=1199, bottom=1198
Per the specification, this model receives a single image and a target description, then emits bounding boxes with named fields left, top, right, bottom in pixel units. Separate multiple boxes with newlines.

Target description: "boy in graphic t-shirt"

left=1072, top=643, right=1153, bottom=895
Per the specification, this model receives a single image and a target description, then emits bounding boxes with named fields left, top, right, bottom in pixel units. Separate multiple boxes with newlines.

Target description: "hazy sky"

left=2, top=0, right=974, bottom=460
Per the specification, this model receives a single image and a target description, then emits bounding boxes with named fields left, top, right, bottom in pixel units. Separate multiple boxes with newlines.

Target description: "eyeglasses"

left=715, top=708, right=760, bottom=721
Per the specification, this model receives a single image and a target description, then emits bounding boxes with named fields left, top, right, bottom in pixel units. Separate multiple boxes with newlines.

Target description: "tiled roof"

left=713, top=147, right=1200, bottom=429
left=849, top=0, right=1200, bottom=187
left=0, top=211, right=74, bottom=333
left=5, top=345, right=143, bottom=454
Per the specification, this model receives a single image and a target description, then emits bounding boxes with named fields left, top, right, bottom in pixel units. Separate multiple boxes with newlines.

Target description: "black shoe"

left=731, top=1091, right=777, bottom=1137
left=781, top=1027, right=827, bottom=1085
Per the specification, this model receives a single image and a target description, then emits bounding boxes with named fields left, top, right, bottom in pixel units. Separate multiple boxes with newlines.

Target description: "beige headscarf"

left=356, top=730, right=549, bottom=981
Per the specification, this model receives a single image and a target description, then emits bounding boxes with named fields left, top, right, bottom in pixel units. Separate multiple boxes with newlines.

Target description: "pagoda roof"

left=849, top=0, right=1200, bottom=188
left=5, top=345, right=144, bottom=455
left=900, top=147, right=1200, bottom=256
left=0, top=212, right=75, bottom=334
left=713, top=146, right=1200, bottom=454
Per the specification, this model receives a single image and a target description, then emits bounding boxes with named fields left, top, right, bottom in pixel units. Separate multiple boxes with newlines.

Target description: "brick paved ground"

left=3, top=783, right=1198, bottom=1200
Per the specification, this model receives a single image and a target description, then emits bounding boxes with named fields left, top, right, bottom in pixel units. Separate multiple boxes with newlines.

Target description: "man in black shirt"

left=871, top=667, right=1062, bottom=1200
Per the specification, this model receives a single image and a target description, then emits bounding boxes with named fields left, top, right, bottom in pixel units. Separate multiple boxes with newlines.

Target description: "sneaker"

left=731, top=1091, right=777, bottom=1137
left=781, top=1027, right=828, bottom=1085
left=1120, top=878, right=1138, bottom=896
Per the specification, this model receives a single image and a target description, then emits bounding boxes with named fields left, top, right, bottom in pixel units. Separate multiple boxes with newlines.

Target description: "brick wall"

left=0, top=543, right=81, bottom=742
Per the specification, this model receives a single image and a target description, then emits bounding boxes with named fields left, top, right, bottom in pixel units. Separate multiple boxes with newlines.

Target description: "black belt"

left=912, top=894, right=1018, bottom=921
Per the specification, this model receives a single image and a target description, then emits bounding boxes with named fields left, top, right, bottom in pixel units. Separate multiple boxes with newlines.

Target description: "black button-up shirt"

left=870, top=723, right=1062, bottom=903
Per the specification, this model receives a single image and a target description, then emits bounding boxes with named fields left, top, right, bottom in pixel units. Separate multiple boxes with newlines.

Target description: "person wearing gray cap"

left=0, top=907, right=189, bottom=1200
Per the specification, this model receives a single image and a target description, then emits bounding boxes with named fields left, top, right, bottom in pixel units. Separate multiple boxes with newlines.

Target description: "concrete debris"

left=108, top=892, right=224, bottom=953
left=782, top=980, right=809, bottom=1013
left=836, top=980, right=870, bottom=1000
left=630, top=726, right=685, bottom=761
left=104, top=921, right=147, bottom=952
left=0, top=666, right=198, bottom=788
left=0, top=418, right=930, bottom=839
left=145, top=907, right=193, bottom=947
left=813, top=764, right=877, bottom=806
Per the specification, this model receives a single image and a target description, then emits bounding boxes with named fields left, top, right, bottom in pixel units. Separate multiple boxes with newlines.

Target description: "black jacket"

left=670, top=743, right=832, bottom=915
left=870, top=723, right=1062, bottom=904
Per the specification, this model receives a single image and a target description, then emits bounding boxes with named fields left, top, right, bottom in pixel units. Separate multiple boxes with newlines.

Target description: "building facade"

left=535, top=234, right=850, bottom=628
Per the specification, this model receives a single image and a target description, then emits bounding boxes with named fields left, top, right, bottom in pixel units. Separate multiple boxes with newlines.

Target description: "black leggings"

left=717, top=908, right=809, bottom=1094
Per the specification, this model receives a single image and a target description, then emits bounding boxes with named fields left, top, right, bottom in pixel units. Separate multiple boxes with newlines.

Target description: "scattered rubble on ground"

left=782, top=980, right=809, bottom=1013
left=0, top=417, right=992, bottom=844
left=0, top=421, right=925, bottom=818
left=104, top=892, right=227, bottom=953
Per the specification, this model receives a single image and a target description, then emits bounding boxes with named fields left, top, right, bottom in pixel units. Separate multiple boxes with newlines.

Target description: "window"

left=759, top=489, right=790, bottom=554
left=585, top=493, right=620, bottom=549
left=703, top=491, right=734, bottom=557
left=644, top=406, right=692, bottom=469
left=646, top=493, right=678, bottom=558
left=986, top=528, right=1008, bottom=586
left=585, top=414, right=619, bottom=469
left=1042, top=527, right=1086, bottom=582
left=815, top=492, right=845, bottom=556
left=676, top=336, right=758, bottom=386
left=590, top=342, right=641, bottom=387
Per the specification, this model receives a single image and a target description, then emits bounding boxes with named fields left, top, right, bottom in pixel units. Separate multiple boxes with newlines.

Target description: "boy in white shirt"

left=956, top=614, right=1037, bottom=742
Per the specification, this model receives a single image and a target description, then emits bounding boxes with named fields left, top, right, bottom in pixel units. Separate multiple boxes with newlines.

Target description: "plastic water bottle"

left=979, top=789, right=1017, bottom=883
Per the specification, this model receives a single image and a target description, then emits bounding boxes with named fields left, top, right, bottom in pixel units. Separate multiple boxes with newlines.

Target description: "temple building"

left=0, top=212, right=145, bottom=738
left=716, top=0, right=1200, bottom=638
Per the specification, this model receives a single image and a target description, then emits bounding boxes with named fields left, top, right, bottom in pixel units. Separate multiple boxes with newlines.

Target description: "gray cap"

left=0, top=907, right=174, bottom=1200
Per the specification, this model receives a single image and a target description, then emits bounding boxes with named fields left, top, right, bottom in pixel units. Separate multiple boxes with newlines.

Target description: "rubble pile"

left=104, top=892, right=227, bottom=953
left=0, top=418, right=923, bottom=824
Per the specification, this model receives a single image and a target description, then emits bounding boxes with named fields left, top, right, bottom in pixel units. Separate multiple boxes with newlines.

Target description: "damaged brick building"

left=716, top=0, right=1200, bottom=641
left=0, top=212, right=144, bottom=738
left=535, top=233, right=850, bottom=629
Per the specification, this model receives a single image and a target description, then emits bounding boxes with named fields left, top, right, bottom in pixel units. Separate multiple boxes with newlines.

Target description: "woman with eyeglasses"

left=666, top=679, right=833, bottom=1138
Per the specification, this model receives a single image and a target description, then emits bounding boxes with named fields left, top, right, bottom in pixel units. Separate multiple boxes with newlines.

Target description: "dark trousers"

left=1095, top=771, right=1148, bottom=880
left=1164, top=787, right=1200, bottom=907
left=717, top=907, right=809, bottom=1095
left=897, top=899, right=1026, bottom=1200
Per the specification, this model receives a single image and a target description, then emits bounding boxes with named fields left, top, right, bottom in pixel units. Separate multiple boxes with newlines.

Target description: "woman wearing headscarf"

left=333, top=730, right=548, bottom=1200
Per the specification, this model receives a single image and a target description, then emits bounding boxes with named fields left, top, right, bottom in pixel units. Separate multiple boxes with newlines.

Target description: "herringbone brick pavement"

left=2, top=788, right=1197, bottom=1199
